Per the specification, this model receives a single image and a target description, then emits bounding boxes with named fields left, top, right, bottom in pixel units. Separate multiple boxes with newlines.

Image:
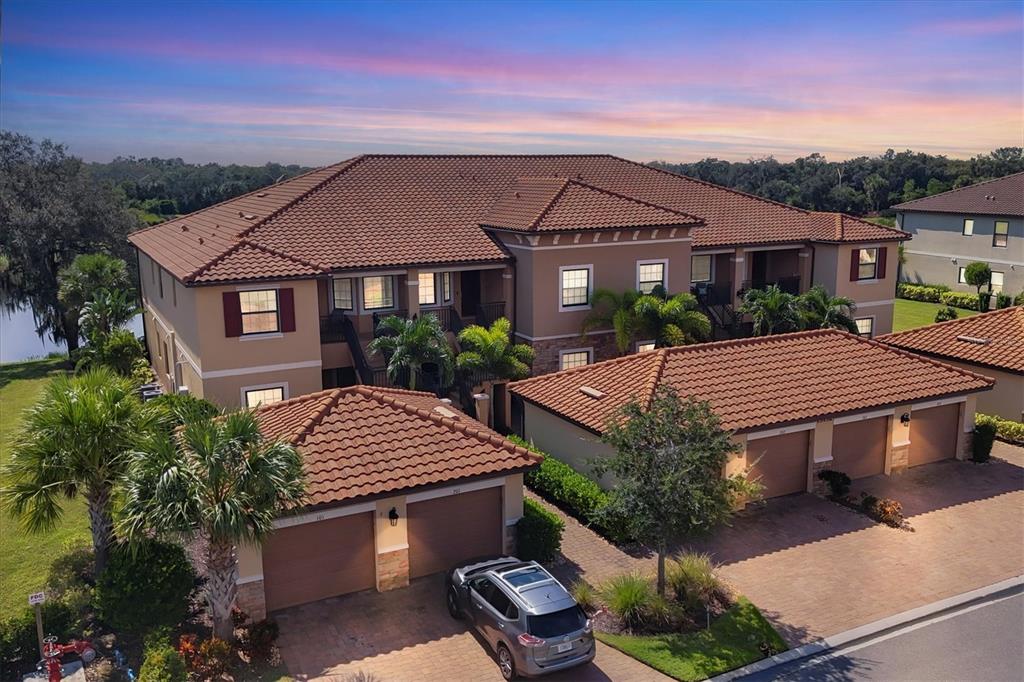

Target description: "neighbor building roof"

left=129, top=154, right=908, bottom=285
left=255, top=386, right=540, bottom=508
left=893, top=172, right=1024, bottom=217
left=877, top=306, right=1024, bottom=375
left=509, top=329, right=993, bottom=433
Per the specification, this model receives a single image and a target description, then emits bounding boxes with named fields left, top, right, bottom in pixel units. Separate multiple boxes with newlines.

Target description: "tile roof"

left=129, top=155, right=908, bottom=285
left=893, top=172, right=1024, bottom=216
left=479, top=176, right=701, bottom=231
left=877, top=306, right=1024, bottom=375
left=255, top=386, right=540, bottom=508
left=509, top=329, right=993, bottom=433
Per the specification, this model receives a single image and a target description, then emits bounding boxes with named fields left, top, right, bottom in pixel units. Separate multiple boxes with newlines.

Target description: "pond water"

left=1, top=306, right=144, bottom=364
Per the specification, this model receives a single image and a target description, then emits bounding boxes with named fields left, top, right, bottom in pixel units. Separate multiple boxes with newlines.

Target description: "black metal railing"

left=740, top=276, right=801, bottom=296
left=338, top=313, right=375, bottom=385
left=319, top=313, right=347, bottom=344
left=476, top=301, right=505, bottom=327
left=372, top=309, right=409, bottom=337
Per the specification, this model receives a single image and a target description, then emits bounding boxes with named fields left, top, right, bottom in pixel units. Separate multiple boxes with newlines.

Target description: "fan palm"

left=633, top=291, right=711, bottom=347
left=741, top=285, right=801, bottom=336
left=79, top=288, right=139, bottom=344
left=457, top=317, right=534, bottom=424
left=368, top=314, right=454, bottom=391
left=581, top=288, right=642, bottom=355
left=797, top=285, right=858, bottom=333
left=1, top=367, right=165, bottom=573
left=119, top=410, right=306, bottom=639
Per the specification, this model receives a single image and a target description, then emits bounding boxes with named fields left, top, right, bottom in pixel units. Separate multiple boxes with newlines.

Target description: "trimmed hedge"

left=96, top=539, right=196, bottom=635
left=897, top=283, right=948, bottom=302
left=976, top=413, right=1024, bottom=444
left=939, top=291, right=979, bottom=311
left=1015, top=291, right=1024, bottom=306
left=517, top=498, right=565, bottom=564
left=971, top=421, right=997, bottom=462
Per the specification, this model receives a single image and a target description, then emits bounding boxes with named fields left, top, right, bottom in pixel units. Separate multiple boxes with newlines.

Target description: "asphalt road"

left=744, top=587, right=1024, bottom=682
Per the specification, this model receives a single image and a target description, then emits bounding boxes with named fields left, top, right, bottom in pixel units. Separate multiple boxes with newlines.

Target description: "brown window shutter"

left=849, top=249, right=860, bottom=281
left=279, top=288, right=296, bottom=333
left=223, top=291, right=243, bottom=337
left=876, top=247, right=887, bottom=280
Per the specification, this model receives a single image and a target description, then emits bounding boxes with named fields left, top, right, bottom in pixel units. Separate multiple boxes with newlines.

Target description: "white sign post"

left=29, top=592, right=45, bottom=659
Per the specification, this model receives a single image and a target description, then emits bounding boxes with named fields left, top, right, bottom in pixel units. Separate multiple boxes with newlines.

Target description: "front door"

left=461, top=270, right=481, bottom=317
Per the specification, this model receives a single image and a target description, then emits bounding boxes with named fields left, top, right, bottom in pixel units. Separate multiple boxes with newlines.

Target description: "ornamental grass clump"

left=666, top=552, right=724, bottom=611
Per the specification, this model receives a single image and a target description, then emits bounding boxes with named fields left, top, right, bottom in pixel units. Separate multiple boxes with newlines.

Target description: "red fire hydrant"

left=40, top=636, right=96, bottom=682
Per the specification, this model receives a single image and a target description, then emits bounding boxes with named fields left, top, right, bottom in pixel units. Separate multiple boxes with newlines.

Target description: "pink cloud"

left=913, top=14, right=1023, bottom=36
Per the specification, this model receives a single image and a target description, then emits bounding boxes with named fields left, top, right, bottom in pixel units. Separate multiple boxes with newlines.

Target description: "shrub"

left=570, top=581, right=598, bottom=614
left=1015, top=291, right=1024, bottom=306
left=976, top=413, right=1024, bottom=443
left=972, top=421, right=997, bottom=463
left=666, top=552, right=722, bottom=610
left=517, top=498, right=564, bottom=564
left=817, top=469, right=852, bottom=498
left=939, top=291, right=979, bottom=310
left=194, top=637, right=234, bottom=679
left=239, top=619, right=280, bottom=663
left=96, top=539, right=196, bottom=635
left=0, top=599, right=78, bottom=666
left=860, top=494, right=904, bottom=528
left=934, top=306, right=958, bottom=323
left=896, top=283, right=945, bottom=302
left=600, top=573, right=657, bottom=630
left=996, top=292, right=1012, bottom=309
left=138, top=642, right=187, bottom=682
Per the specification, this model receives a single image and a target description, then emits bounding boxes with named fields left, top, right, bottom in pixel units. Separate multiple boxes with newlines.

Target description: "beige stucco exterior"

left=521, top=401, right=617, bottom=487
left=919, top=361, right=1019, bottom=421
left=814, top=242, right=898, bottom=336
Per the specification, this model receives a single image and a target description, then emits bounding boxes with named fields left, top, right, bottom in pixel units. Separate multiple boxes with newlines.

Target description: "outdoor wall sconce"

left=900, top=413, right=911, bottom=426
left=388, top=507, right=400, bottom=527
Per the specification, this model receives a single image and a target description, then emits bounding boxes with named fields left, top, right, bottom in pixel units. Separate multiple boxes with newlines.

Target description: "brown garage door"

left=747, top=430, right=810, bottom=498
left=832, top=417, right=888, bottom=479
left=909, top=403, right=960, bottom=467
left=408, top=486, right=503, bottom=578
left=262, top=511, right=375, bottom=611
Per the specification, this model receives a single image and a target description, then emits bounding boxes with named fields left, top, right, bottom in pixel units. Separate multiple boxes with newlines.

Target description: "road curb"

left=712, top=575, right=1024, bottom=681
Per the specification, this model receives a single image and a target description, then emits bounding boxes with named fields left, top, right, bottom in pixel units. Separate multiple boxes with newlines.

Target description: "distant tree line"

left=649, top=147, right=1023, bottom=216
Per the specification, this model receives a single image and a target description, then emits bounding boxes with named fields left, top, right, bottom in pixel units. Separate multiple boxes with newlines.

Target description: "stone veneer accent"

left=376, top=547, right=410, bottom=592
left=889, top=442, right=910, bottom=474
left=236, top=579, right=267, bottom=621
left=505, top=522, right=518, bottom=555
left=811, top=458, right=834, bottom=496
left=528, top=332, right=620, bottom=375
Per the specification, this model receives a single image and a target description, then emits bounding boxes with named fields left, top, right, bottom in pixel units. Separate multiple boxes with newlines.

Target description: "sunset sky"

left=3, top=0, right=1022, bottom=165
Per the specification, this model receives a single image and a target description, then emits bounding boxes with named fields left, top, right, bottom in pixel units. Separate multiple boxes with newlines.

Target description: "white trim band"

left=503, top=237, right=692, bottom=252
left=912, top=395, right=967, bottom=411
left=236, top=574, right=264, bottom=585
left=202, top=359, right=322, bottom=379
left=406, top=476, right=505, bottom=504
left=746, top=422, right=816, bottom=440
left=515, top=329, right=615, bottom=341
left=833, top=408, right=896, bottom=425
left=904, top=249, right=1022, bottom=267
left=854, top=299, right=895, bottom=308
left=377, top=542, right=409, bottom=554
left=274, top=500, right=376, bottom=529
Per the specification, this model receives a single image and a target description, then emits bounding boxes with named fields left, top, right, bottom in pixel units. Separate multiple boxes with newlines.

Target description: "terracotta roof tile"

left=877, top=306, right=1024, bottom=375
left=129, top=155, right=908, bottom=284
left=255, top=386, right=540, bottom=508
left=191, top=241, right=325, bottom=283
left=894, top=172, right=1024, bottom=216
left=509, top=329, right=993, bottom=433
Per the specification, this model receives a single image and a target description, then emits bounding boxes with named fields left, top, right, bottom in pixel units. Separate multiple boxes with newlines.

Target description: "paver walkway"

left=539, top=446, right=1024, bottom=647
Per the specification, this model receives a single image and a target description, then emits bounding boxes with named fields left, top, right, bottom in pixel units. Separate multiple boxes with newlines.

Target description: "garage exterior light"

left=388, top=507, right=400, bottom=526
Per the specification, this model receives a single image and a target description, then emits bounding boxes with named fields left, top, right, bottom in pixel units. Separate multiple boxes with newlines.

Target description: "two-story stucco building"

left=128, top=154, right=907, bottom=409
left=895, top=172, right=1023, bottom=297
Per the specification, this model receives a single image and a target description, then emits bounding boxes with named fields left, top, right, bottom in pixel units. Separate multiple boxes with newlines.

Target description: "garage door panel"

left=832, top=417, right=888, bottom=479
left=263, top=511, right=375, bottom=611
left=409, top=487, right=502, bottom=579
left=747, top=430, right=810, bottom=499
left=909, top=403, right=960, bottom=467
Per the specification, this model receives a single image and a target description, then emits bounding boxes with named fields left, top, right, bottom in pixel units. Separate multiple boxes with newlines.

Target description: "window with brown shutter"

left=876, top=247, right=887, bottom=279
left=223, top=291, right=243, bottom=337
left=279, top=288, right=296, bottom=332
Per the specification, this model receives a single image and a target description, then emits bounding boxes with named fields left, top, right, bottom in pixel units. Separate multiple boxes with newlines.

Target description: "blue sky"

left=3, top=0, right=1022, bottom=164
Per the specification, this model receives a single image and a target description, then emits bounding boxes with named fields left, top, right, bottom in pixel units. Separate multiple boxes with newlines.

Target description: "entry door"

left=751, top=252, right=768, bottom=289
left=461, top=270, right=481, bottom=317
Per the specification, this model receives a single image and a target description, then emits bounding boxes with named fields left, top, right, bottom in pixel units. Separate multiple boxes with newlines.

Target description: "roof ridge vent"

left=956, top=334, right=991, bottom=345
left=579, top=385, right=606, bottom=399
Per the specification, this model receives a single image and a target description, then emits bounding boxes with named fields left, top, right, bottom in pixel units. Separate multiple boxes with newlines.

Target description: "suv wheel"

left=497, top=643, right=516, bottom=680
left=446, top=586, right=462, bottom=619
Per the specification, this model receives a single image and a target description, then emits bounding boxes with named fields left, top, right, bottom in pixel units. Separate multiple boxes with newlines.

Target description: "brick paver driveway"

left=275, top=572, right=669, bottom=681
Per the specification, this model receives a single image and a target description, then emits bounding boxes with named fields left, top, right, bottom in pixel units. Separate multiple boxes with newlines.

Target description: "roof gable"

left=894, top=172, right=1024, bottom=216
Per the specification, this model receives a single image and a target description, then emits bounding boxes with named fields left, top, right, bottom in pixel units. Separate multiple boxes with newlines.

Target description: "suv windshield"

left=527, top=606, right=587, bottom=638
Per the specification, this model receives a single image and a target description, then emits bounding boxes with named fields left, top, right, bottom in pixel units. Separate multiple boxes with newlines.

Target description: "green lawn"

left=0, top=357, right=89, bottom=620
left=596, top=598, right=787, bottom=681
left=892, top=298, right=979, bottom=333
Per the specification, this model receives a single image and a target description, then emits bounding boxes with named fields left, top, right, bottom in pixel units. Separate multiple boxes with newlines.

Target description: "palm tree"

left=741, top=285, right=801, bottom=336
left=79, top=288, right=138, bottom=344
left=1, top=367, right=165, bottom=573
left=456, top=317, right=534, bottom=424
left=119, top=410, right=306, bottom=640
left=797, top=285, right=858, bottom=333
left=581, top=288, right=642, bottom=355
left=368, top=314, right=454, bottom=391
left=633, top=291, right=711, bottom=347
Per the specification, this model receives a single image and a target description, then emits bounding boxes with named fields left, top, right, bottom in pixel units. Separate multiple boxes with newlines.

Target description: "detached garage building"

left=509, top=329, right=993, bottom=500
left=234, top=386, right=540, bottom=618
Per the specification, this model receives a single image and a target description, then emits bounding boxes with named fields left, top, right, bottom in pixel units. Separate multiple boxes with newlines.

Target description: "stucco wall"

left=814, top=242, right=897, bottom=335
left=522, top=402, right=617, bottom=488
left=928, top=361, right=1020, bottom=421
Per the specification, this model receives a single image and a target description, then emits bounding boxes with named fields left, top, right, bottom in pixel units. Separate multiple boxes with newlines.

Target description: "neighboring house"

left=508, top=329, right=992, bottom=499
left=894, top=172, right=1023, bottom=297
left=128, top=155, right=907, bottom=408
left=878, top=306, right=1023, bottom=421
left=234, top=385, right=539, bottom=617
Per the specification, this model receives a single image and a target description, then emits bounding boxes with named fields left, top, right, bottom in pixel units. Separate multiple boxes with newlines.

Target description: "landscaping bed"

left=892, top=299, right=978, bottom=332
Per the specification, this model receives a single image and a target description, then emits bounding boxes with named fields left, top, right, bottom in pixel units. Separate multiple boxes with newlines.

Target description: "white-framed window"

left=991, top=271, right=1004, bottom=294
left=239, top=289, right=280, bottom=334
left=559, top=348, right=592, bottom=371
left=962, top=218, right=974, bottom=236
left=957, top=266, right=968, bottom=284
left=559, top=265, right=592, bottom=310
left=857, top=248, right=878, bottom=281
left=418, top=272, right=437, bottom=306
left=243, top=384, right=286, bottom=408
left=690, top=255, right=712, bottom=283
left=333, top=278, right=354, bottom=310
left=994, top=221, right=1008, bottom=248
left=636, top=259, right=668, bottom=294
left=442, top=272, right=452, bottom=302
left=636, top=340, right=656, bottom=353
left=362, top=275, right=395, bottom=310
left=855, top=317, right=874, bottom=338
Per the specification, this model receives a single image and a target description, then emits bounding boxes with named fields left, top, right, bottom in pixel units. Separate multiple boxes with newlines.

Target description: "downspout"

left=134, top=248, right=151, bottom=367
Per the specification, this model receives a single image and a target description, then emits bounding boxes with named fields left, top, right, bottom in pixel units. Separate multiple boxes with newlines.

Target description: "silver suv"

left=446, top=557, right=595, bottom=679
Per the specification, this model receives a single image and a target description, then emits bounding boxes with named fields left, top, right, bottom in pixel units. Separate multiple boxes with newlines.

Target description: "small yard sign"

left=28, top=591, right=45, bottom=605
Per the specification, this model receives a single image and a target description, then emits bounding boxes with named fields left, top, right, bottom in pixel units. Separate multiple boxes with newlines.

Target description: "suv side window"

left=470, top=577, right=495, bottom=602
left=485, top=584, right=515, bottom=619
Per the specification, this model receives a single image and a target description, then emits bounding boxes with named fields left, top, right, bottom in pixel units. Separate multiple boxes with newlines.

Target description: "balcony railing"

left=740, top=276, right=801, bottom=296
left=476, top=301, right=506, bottom=327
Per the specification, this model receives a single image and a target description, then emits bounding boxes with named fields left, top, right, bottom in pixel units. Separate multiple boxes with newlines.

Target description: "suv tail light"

left=517, top=633, right=546, bottom=647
